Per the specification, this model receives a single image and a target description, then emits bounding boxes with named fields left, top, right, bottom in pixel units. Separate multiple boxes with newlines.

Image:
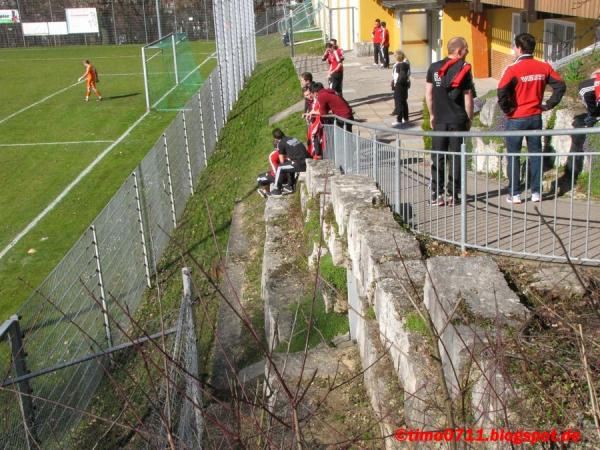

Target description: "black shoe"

left=282, top=185, right=294, bottom=194
left=270, top=189, right=283, bottom=197
left=257, top=188, right=268, bottom=199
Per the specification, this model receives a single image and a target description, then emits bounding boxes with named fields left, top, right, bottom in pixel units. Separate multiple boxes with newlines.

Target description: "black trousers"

left=274, top=160, right=306, bottom=189
left=381, top=46, right=389, bottom=68
left=393, top=84, right=409, bottom=122
left=430, top=123, right=467, bottom=199
left=335, top=118, right=353, bottom=133
left=373, top=43, right=381, bottom=64
left=329, top=71, right=343, bottom=94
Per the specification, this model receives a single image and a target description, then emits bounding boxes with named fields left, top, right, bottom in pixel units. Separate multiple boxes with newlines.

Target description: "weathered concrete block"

left=322, top=219, right=346, bottom=267
left=262, top=196, right=304, bottom=349
left=330, top=174, right=383, bottom=235
left=479, top=99, right=499, bottom=127
left=347, top=207, right=421, bottom=300
left=305, top=159, right=337, bottom=198
left=349, top=270, right=404, bottom=449
left=423, top=256, right=529, bottom=398
left=472, top=135, right=507, bottom=176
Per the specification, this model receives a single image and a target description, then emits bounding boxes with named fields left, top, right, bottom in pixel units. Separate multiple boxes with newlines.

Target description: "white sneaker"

left=506, top=194, right=522, bottom=204
left=392, top=121, right=402, bottom=126
left=531, top=192, right=541, bottom=202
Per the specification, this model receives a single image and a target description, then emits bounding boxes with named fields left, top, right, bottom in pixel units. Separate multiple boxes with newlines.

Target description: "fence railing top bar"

left=0, top=315, right=18, bottom=340
left=323, top=115, right=600, bottom=138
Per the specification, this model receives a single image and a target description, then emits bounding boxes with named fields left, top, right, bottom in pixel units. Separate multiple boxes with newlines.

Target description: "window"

left=544, top=19, right=575, bottom=62
left=511, top=12, right=528, bottom=42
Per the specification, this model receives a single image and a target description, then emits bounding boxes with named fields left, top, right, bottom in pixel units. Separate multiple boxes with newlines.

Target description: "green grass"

left=277, top=293, right=349, bottom=353
left=0, top=42, right=215, bottom=320
left=66, top=56, right=307, bottom=447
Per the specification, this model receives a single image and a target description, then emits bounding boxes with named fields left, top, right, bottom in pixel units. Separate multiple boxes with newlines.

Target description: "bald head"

left=448, top=37, right=467, bottom=54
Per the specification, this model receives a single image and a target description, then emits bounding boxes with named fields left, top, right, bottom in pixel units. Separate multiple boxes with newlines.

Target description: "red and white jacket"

left=372, top=25, right=383, bottom=44
left=497, top=54, right=566, bottom=119
left=268, top=149, right=280, bottom=177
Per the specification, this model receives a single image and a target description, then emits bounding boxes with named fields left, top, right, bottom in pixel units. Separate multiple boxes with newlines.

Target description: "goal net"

left=142, top=32, right=203, bottom=111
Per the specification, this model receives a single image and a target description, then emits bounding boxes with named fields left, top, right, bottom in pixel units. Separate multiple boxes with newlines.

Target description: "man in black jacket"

left=270, top=128, right=310, bottom=196
left=425, top=36, right=474, bottom=206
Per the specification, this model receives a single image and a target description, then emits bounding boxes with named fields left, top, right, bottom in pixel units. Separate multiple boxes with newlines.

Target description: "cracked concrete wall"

left=298, top=160, right=533, bottom=443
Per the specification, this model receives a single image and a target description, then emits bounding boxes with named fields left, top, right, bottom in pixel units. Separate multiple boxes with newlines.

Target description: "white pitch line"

left=0, top=140, right=114, bottom=147
left=0, top=81, right=81, bottom=126
left=0, top=111, right=149, bottom=260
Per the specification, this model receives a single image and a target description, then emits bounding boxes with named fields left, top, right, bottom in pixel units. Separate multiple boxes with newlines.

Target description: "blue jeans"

left=505, top=115, right=543, bottom=196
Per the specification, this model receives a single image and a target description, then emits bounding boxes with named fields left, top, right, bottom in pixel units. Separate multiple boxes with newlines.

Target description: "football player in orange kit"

left=78, top=60, right=102, bottom=102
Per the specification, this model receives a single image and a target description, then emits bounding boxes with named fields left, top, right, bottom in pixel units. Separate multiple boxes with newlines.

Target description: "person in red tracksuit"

left=303, top=88, right=324, bottom=159
left=310, top=82, right=354, bottom=132
left=497, top=32, right=565, bottom=204
left=372, top=19, right=383, bottom=66
left=380, top=21, right=390, bottom=68
left=322, top=38, right=344, bottom=94
left=256, top=148, right=281, bottom=198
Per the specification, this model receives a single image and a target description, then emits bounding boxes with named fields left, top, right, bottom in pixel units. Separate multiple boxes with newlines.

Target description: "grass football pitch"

left=0, top=41, right=215, bottom=320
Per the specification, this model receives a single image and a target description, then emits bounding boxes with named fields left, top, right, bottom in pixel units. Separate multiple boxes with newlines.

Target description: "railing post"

left=343, top=124, right=348, bottom=173
left=132, top=172, right=152, bottom=288
left=355, top=131, right=359, bottom=173
left=460, top=141, right=467, bottom=254
left=209, top=74, right=220, bottom=140
left=5, top=316, right=37, bottom=448
left=333, top=118, right=338, bottom=167
left=395, top=136, right=401, bottom=215
left=372, top=131, right=378, bottom=183
left=91, top=225, right=113, bottom=349
left=163, top=134, right=178, bottom=229
left=289, top=13, right=295, bottom=58
left=181, top=112, right=194, bottom=196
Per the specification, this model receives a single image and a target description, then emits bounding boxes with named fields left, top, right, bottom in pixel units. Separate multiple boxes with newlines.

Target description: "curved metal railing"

left=323, top=116, right=600, bottom=265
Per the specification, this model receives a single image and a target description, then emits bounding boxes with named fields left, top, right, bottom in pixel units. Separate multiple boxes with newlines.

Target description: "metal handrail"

left=322, top=114, right=600, bottom=138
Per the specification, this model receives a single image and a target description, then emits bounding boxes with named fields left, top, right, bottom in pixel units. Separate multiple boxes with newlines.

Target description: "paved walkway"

left=301, top=53, right=600, bottom=264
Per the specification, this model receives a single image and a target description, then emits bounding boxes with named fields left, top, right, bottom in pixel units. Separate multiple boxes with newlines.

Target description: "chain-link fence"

left=0, top=0, right=214, bottom=47
left=0, top=0, right=256, bottom=440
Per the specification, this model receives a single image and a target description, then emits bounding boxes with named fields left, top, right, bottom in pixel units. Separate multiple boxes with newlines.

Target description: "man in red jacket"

left=310, top=82, right=354, bottom=132
left=372, top=19, right=382, bottom=66
left=380, top=21, right=390, bottom=68
left=497, top=32, right=565, bottom=204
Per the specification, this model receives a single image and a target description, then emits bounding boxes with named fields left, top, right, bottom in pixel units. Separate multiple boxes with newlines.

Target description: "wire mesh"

left=0, top=1, right=257, bottom=444
left=0, top=0, right=214, bottom=47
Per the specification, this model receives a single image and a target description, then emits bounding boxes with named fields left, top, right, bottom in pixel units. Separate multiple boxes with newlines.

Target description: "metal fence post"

left=333, top=119, right=338, bottom=167
left=209, top=74, right=220, bottom=139
left=132, top=172, right=152, bottom=288
left=394, top=136, right=400, bottom=214
left=172, top=34, right=179, bottom=85
left=343, top=126, right=348, bottom=173
left=289, top=13, right=295, bottom=58
left=91, top=225, right=113, bottom=349
left=354, top=131, right=359, bottom=173
left=181, top=112, right=194, bottom=195
left=460, top=141, right=467, bottom=253
left=372, top=131, right=378, bottom=183
left=197, top=93, right=208, bottom=167
left=163, top=134, right=178, bottom=229
left=4, top=316, right=36, bottom=448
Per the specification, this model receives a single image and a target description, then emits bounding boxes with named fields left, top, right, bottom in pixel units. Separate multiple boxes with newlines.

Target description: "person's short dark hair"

left=300, top=72, right=312, bottom=82
left=375, top=18, right=380, bottom=23
left=514, top=33, right=536, bottom=54
left=381, top=21, right=386, bottom=27
left=272, top=128, right=284, bottom=140
left=330, top=38, right=337, bottom=45
left=309, top=82, right=324, bottom=93
left=85, top=59, right=90, bottom=64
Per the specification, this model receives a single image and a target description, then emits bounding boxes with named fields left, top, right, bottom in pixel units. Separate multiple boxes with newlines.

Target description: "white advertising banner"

left=0, top=9, right=20, bottom=24
left=48, top=21, right=68, bottom=35
left=65, top=8, right=99, bottom=34
left=22, top=22, right=50, bottom=36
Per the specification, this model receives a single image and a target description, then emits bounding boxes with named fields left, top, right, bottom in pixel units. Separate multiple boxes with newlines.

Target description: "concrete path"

left=299, top=53, right=600, bottom=264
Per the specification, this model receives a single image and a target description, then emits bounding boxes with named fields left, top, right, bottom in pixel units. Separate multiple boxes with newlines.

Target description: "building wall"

left=487, top=7, right=598, bottom=78
left=358, top=0, right=399, bottom=51
left=441, top=3, right=474, bottom=65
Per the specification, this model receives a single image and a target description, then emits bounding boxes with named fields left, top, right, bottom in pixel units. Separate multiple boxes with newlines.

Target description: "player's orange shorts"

left=86, top=78, right=96, bottom=90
